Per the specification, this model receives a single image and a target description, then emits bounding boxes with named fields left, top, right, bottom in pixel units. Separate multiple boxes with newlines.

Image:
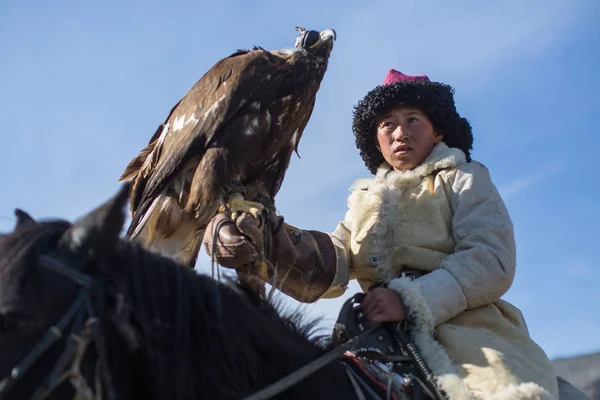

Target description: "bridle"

left=0, top=254, right=442, bottom=400
left=0, top=250, right=375, bottom=400
left=0, top=254, right=112, bottom=400
left=1, top=249, right=359, bottom=400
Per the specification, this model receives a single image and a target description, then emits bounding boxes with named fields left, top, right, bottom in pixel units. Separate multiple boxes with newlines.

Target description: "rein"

left=242, top=324, right=379, bottom=400
left=243, top=292, right=447, bottom=400
left=0, top=251, right=443, bottom=400
left=0, top=255, right=111, bottom=400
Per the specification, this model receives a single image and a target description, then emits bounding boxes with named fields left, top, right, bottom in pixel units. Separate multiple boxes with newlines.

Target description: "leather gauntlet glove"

left=204, top=212, right=338, bottom=302
left=203, top=212, right=267, bottom=269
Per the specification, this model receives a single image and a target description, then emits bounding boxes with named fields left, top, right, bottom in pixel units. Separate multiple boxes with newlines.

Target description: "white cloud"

left=499, top=162, right=566, bottom=200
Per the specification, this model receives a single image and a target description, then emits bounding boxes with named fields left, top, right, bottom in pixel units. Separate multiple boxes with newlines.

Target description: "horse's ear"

left=58, top=183, right=131, bottom=261
left=14, top=209, right=36, bottom=229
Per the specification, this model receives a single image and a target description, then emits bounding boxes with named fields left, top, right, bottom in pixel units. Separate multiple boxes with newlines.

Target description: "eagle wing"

left=119, top=27, right=335, bottom=269
left=120, top=49, right=275, bottom=236
left=259, top=98, right=315, bottom=199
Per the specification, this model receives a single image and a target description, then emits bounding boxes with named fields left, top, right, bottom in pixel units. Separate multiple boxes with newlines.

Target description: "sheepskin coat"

left=324, top=142, right=559, bottom=399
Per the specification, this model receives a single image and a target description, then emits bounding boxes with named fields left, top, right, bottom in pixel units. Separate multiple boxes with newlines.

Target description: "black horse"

left=0, top=186, right=585, bottom=400
left=0, top=185, right=363, bottom=400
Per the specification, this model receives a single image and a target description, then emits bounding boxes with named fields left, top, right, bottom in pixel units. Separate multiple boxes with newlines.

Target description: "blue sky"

left=1, top=0, right=598, bottom=360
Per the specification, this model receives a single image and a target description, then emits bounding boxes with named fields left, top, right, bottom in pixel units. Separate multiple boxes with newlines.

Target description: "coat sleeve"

left=254, top=190, right=357, bottom=302
left=320, top=216, right=354, bottom=298
left=391, top=162, right=516, bottom=327
left=265, top=207, right=355, bottom=302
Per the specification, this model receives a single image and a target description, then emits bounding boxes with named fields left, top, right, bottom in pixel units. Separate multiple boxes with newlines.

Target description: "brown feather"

left=119, top=28, right=335, bottom=267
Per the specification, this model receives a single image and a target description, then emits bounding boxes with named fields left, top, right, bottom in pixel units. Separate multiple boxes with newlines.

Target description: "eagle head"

left=294, top=27, right=336, bottom=60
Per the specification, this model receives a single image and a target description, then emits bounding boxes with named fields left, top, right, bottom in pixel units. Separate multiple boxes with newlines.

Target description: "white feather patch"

left=185, top=113, right=198, bottom=126
left=173, top=113, right=199, bottom=132
left=277, top=112, right=285, bottom=127
left=173, top=114, right=185, bottom=132
left=290, top=128, right=300, bottom=147
left=205, top=94, right=226, bottom=117
left=142, top=122, right=170, bottom=172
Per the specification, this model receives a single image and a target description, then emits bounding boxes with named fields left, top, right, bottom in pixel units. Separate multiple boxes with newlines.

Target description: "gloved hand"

left=203, top=212, right=280, bottom=269
left=204, top=211, right=339, bottom=303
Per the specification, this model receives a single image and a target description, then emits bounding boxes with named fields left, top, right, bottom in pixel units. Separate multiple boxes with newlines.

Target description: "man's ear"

left=372, top=125, right=382, bottom=153
left=375, top=133, right=382, bottom=152
left=435, top=133, right=444, bottom=143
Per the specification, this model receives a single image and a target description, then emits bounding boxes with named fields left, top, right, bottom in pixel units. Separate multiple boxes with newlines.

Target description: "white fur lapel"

left=347, top=144, right=555, bottom=399
left=388, top=278, right=554, bottom=400
left=348, top=143, right=466, bottom=282
left=374, top=142, right=467, bottom=188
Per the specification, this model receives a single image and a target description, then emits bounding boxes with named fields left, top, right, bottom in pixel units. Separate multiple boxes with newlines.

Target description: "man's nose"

left=392, top=125, right=408, bottom=141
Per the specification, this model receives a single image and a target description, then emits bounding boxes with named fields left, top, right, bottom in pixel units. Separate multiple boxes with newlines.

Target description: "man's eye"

left=407, top=117, right=418, bottom=124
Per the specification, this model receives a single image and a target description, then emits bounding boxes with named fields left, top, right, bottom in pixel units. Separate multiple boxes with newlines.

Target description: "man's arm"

left=204, top=212, right=348, bottom=302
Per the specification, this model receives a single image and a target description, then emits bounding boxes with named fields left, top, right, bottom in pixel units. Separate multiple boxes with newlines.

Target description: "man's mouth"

left=394, top=146, right=412, bottom=154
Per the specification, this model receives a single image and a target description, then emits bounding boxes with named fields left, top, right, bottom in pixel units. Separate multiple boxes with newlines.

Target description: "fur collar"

left=388, top=278, right=554, bottom=400
left=348, top=143, right=466, bottom=282
left=347, top=145, right=554, bottom=399
left=351, top=142, right=467, bottom=192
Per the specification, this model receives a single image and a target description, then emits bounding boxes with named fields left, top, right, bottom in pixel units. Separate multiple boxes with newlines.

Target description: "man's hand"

left=203, top=212, right=265, bottom=269
left=362, top=287, right=406, bottom=323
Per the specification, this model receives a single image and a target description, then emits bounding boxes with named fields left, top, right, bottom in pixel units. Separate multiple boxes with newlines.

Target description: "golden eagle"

left=119, top=27, right=336, bottom=268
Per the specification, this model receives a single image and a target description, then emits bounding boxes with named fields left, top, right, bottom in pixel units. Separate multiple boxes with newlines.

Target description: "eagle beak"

left=319, top=29, right=336, bottom=42
left=293, top=27, right=336, bottom=57
left=307, top=28, right=336, bottom=54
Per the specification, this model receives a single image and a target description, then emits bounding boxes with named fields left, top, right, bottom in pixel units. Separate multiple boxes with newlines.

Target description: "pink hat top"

left=382, top=69, right=430, bottom=86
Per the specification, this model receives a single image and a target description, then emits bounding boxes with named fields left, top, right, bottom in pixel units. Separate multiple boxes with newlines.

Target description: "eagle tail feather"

left=126, top=194, right=205, bottom=268
left=119, top=142, right=158, bottom=182
left=119, top=120, right=170, bottom=183
left=126, top=195, right=161, bottom=239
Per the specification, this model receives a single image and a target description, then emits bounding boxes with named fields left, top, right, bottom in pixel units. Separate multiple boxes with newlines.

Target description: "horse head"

left=0, top=184, right=142, bottom=399
left=0, top=184, right=361, bottom=400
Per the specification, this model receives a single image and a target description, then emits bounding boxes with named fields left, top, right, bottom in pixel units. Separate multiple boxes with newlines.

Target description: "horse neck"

left=112, top=244, right=357, bottom=399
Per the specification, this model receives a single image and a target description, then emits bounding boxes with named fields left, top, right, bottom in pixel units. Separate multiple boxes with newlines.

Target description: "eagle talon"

left=225, top=197, right=265, bottom=221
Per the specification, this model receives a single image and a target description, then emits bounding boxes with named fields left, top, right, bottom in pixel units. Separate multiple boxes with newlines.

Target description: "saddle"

left=332, top=293, right=444, bottom=400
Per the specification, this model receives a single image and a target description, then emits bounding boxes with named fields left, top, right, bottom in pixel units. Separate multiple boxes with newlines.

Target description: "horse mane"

left=1, top=220, right=331, bottom=399
left=113, top=240, right=330, bottom=399
left=0, top=220, right=71, bottom=279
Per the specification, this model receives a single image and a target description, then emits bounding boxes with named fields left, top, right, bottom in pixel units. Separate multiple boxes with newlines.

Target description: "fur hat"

left=352, top=69, right=473, bottom=174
